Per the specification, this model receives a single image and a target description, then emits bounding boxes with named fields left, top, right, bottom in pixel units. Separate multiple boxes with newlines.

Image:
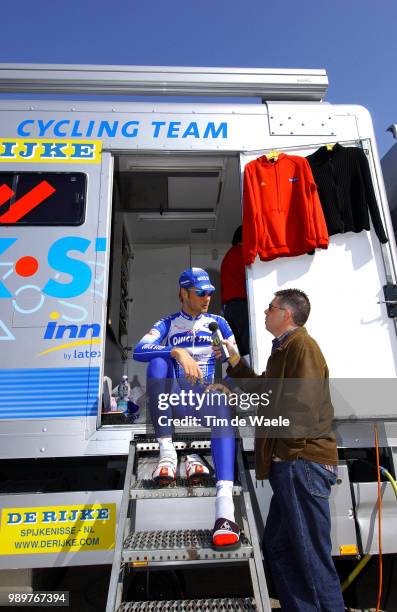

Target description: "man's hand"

left=171, top=347, right=204, bottom=384
left=212, top=339, right=241, bottom=367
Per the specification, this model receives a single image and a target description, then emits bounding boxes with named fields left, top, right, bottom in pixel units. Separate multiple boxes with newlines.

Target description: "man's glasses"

left=190, top=288, right=214, bottom=297
left=268, top=303, right=285, bottom=311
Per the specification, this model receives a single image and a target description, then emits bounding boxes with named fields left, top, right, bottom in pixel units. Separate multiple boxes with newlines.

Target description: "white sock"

left=158, top=437, right=177, bottom=463
left=215, top=480, right=235, bottom=522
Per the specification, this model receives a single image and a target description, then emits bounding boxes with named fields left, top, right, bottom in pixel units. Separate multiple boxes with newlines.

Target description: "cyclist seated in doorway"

left=133, top=267, right=240, bottom=548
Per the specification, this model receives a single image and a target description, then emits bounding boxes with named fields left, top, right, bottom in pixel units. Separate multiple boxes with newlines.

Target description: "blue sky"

left=1, top=0, right=396, bottom=155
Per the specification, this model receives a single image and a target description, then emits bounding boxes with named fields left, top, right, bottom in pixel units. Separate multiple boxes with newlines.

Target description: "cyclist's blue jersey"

left=133, top=310, right=236, bottom=383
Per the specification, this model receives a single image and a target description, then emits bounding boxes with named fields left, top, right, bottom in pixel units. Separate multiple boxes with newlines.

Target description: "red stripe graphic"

left=0, top=181, right=56, bottom=223
left=0, top=184, right=14, bottom=208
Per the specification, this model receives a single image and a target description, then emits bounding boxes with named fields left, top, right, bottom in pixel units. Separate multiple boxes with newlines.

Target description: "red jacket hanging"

left=243, top=153, right=329, bottom=264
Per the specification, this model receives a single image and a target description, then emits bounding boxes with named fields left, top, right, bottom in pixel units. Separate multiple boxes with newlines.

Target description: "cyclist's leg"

left=204, top=392, right=239, bottom=547
left=147, top=357, right=178, bottom=483
left=147, top=356, right=176, bottom=437
left=177, top=388, right=239, bottom=547
left=199, top=390, right=235, bottom=481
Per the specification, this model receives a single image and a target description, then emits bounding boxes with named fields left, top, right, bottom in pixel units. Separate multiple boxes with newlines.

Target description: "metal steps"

left=118, top=597, right=257, bottom=611
left=131, top=455, right=241, bottom=499
left=130, top=479, right=242, bottom=499
left=106, top=437, right=272, bottom=612
left=123, top=529, right=252, bottom=564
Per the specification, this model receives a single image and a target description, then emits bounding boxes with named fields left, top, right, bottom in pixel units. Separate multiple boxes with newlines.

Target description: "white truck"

left=0, top=64, right=396, bottom=608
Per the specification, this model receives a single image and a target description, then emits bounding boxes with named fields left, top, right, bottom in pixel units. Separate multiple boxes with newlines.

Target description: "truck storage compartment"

left=102, top=153, right=242, bottom=429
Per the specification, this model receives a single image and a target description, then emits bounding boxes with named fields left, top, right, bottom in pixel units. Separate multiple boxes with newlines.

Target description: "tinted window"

left=0, top=172, right=86, bottom=225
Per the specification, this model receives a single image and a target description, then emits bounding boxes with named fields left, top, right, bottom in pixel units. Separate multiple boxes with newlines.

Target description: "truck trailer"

left=0, top=64, right=396, bottom=610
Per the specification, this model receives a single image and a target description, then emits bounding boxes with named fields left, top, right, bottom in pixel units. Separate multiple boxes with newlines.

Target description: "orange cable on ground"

left=374, top=424, right=383, bottom=612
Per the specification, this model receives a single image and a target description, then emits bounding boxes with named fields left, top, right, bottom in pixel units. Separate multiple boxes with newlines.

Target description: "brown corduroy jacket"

left=227, top=326, right=338, bottom=479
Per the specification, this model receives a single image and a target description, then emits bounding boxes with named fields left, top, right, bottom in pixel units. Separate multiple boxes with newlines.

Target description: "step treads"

left=118, top=597, right=257, bottom=611
left=123, top=529, right=252, bottom=562
left=130, top=478, right=241, bottom=499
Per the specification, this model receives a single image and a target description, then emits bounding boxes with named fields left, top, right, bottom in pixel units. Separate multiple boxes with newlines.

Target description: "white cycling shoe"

left=152, top=456, right=177, bottom=486
left=183, top=453, right=210, bottom=484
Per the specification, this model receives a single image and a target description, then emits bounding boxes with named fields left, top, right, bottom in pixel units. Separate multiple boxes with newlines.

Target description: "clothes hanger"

left=326, top=143, right=335, bottom=151
left=267, top=149, right=280, bottom=161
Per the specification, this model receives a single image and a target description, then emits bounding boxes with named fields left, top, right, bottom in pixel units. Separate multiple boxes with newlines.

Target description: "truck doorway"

left=101, top=152, right=242, bottom=429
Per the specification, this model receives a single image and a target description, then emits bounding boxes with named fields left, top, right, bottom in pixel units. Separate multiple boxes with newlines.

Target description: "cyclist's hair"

left=274, top=289, right=310, bottom=327
left=179, top=287, right=191, bottom=303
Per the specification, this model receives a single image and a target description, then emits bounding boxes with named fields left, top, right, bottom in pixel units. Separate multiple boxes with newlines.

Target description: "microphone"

left=208, top=322, right=230, bottom=360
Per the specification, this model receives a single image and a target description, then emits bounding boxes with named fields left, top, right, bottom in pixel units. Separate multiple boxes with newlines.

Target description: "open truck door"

left=239, top=144, right=397, bottom=389
left=240, top=139, right=397, bottom=557
left=88, top=150, right=114, bottom=437
left=0, top=141, right=113, bottom=457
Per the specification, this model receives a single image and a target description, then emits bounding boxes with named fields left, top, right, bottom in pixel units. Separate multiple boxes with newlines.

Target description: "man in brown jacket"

left=219, top=289, right=344, bottom=612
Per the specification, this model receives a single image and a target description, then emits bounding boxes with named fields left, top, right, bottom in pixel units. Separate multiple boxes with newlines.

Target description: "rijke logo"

left=0, top=138, right=101, bottom=164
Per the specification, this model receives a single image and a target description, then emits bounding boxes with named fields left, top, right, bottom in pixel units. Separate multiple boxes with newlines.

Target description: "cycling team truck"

left=0, top=64, right=396, bottom=609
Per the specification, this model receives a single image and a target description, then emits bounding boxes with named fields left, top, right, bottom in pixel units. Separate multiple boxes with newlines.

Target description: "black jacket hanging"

left=306, top=143, right=388, bottom=243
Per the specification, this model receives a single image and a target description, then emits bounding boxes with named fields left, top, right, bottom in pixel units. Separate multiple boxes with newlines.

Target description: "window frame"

left=0, top=170, right=87, bottom=227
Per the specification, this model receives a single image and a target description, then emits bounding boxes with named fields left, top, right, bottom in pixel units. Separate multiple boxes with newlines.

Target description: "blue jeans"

left=147, top=357, right=235, bottom=481
left=264, top=459, right=344, bottom=612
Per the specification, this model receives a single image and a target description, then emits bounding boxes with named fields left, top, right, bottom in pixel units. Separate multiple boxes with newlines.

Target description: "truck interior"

left=102, top=152, right=242, bottom=428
